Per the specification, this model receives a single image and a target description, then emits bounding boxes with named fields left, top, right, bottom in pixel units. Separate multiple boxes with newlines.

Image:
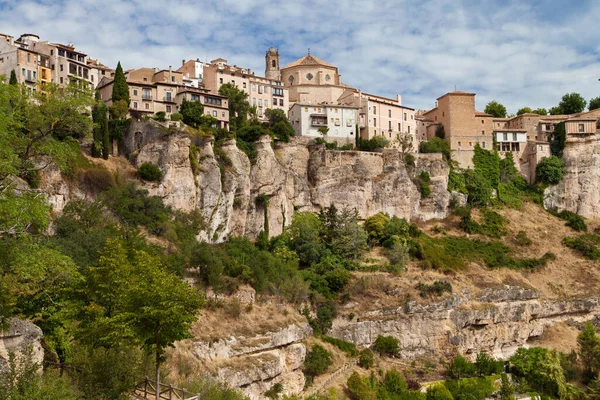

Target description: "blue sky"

left=2, top=0, right=599, bottom=112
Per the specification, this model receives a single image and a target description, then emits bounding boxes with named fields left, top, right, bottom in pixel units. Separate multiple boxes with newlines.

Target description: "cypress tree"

left=100, top=103, right=110, bottom=159
left=9, top=69, right=17, bottom=85
left=91, top=102, right=109, bottom=158
left=111, top=62, right=129, bottom=105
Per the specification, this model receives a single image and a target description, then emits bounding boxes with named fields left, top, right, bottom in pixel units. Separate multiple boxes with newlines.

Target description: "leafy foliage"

left=509, top=347, right=567, bottom=398
left=416, top=280, right=452, bottom=298
left=357, top=135, right=389, bottom=152
left=136, top=162, right=163, bottom=182
left=558, top=92, right=587, bottom=114
left=420, top=137, right=451, bottom=162
left=484, top=100, right=507, bottom=118
left=358, top=349, right=375, bottom=369
left=563, top=234, right=600, bottom=260
left=373, top=335, right=399, bottom=356
left=589, top=97, right=600, bottom=112
left=536, top=156, right=564, bottom=184
left=304, top=344, right=333, bottom=377
left=321, top=336, right=359, bottom=356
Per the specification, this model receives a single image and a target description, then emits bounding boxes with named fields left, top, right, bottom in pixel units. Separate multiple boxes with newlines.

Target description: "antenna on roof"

left=308, top=48, right=310, bottom=55
left=454, top=85, right=457, bottom=91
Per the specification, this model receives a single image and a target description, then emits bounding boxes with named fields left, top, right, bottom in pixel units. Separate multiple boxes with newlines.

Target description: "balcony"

left=142, top=95, right=152, bottom=101
left=162, top=96, right=176, bottom=103
left=311, top=117, right=327, bottom=127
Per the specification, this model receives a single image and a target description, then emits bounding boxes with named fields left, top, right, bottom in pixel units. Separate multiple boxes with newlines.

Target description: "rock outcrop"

left=544, top=134, right=600, bottom=217
left=0, top=319, right=44, bottom=373
left=329, top=286, right=600, bottom=360
left=120, top=122, right=451, bottom=242
left=192, top=323, right=312, bottom=400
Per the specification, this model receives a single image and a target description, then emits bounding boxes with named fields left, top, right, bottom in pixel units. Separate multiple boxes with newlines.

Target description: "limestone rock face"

left=329, top=286, right=600, bottom=360
left=0, top=319, right=44, bottom=373
left=191, top=323, right=312, bottom=400
left=117, top=123, right=453, bottom=242
left=544, top=135, right=600, bottom=217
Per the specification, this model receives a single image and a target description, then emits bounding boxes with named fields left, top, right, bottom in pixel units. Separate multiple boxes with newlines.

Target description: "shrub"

left=79, top=168, right=116, bottom=192
left=555, top=210, right=587, bottom=232
left=563, top=235, right=600, bottom=260
left=448, top=354, right=476, bottom=379
left=153, top=111, right=167, bottom=122
left=474, top=352, right=504, bottom=377
left=364, top=213, right=390, bottom=244
left=426, top=384, right=454, bottom=400
left=419, top=137, right=451, bottom=162
left=536, top=156, right=564, bottom=185
left=358, top=349, right=375, bottom=369
left=170, top=112, right=183, bottom=121
left=444, top=376, right=495, bottom=400
left=420, top=181, right=431, bottom=198
left=514, top=231, right=532, bottom=246
left=304, top=344, right=333, bottom=377
left=373, top=335, right=399, bottom=357
left=464, top=170, right=492, bottom=206
left=448, top=169, right=466, bottom=193
left=347, top=372, right=374, bottom=400
left=322, top=336, right=359, bottom=356
left=416, top=281, right=452, bottom=298
left=136, top=162, right=163, bottom=182
left=357, top=135, right=389, bottom=152
left=265, top=382, right=283, bottom=399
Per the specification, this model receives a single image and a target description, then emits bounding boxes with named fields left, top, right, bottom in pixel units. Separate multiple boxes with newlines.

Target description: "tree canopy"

left=484, top=100, right=507, bottom=118
left=589, top=97, right=600, bottom=111
left=218, top=83, right=250, bottom=132
left=558, top=92, right=587, bottom=115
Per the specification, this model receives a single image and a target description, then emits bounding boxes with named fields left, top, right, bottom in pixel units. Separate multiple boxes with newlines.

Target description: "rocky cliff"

left=124, top=121, right=451, bottom=242
left=544, top=134, right=600, bottom=217
left=330, top=285, right=600, bottom=360
left=0, top=318, right=44, bottom=373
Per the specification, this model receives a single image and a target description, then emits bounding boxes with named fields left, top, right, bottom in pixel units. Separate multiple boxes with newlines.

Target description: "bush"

left=170, top=112, right=183, bottom=121
left=464, top=170, right=492, bottom=206
left=448, top=169, right=466, bottom=193
left=364, top=213, right=390, bottom=244
left=474, top=352, right=504, bottom=377
left=419, top=137, right=451, bottom=162
left=563, top=235, right=600, bottom=260
left=357, top=135, right=389, bottom=152
left=555, top=210, right=587, bottom=231
left=358, top=349, right=375, bottom=369
left=153, top=111, right=167, bottom=122
left=322, top=336, right=359, bottom=356
left=536, top=156, right=564, bottom=185
left=514, top=231, right=532, bottom=246
left=444, top=376, right=495, bottom=400
left=416, top=281, right=452, bottom=298
left=373, top=335, right=399, bottom=357
left=448, top=354, right=476, bottom=379
left=78, top=168, right=116, bottom=193
left=426, top=384, right=454, bottom=400
left=304, top=344, right=333, bottom=377
left=136, top=162, right=163, bottom=182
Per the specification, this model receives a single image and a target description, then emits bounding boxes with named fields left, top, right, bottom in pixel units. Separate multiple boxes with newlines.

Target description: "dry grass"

left=531, top=322, right=580, bottom=354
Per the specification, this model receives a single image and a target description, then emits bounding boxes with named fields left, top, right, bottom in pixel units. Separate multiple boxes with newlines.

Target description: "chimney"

left=169, top=65, right=172, bottom=82
left=396, top=94, right=402, bottom=105
left=182, top=59, right=185, bottom=67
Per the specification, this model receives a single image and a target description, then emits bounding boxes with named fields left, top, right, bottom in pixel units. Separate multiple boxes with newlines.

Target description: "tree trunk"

left=155, top=350, right=160, bottom=400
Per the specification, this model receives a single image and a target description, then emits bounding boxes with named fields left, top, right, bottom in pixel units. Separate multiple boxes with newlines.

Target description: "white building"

left=177, top=59, right=207, bottom=88
left=289, top=103, right=359, bottom=145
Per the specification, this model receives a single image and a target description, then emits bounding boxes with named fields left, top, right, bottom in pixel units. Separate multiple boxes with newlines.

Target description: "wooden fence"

left=133, top=377, right=202, bottom=400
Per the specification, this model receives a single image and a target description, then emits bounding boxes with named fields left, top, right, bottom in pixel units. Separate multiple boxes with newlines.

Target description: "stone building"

left=97, top=67, right=230, bottom=129
left=0, top=33, right=50, bottom=90
left=288, top=103, right=358, bottom=145
left=177, top=58, right=207, bottom=88
left=201, top=55, right=288, bottom=121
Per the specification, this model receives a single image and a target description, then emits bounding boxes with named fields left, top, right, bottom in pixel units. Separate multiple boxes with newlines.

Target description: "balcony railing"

left=142, top=95, right=152, bottom=101
left=311, top=119, right=327, bottom=126
left=163, top=96, right=176, bottom=103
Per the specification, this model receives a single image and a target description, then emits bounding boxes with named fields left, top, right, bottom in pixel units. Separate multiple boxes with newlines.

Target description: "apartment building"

left=201, top=53, right=289, bottom=121
left=87, top=58, right=114, bottom=88
left=177, top=59, right=207, bottom=88
left=288, top=103, right=358, bottom=145
left=0, top=33, right=46, bottom=90
left=97, top=67, right=229, bottom=129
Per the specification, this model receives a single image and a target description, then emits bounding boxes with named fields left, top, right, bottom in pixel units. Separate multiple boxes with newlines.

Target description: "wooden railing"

left=133, top=377, right=201, bottom=400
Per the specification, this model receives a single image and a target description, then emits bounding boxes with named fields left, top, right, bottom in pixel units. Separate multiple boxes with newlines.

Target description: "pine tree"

left=578, top=322, right=600, bottom=382
left=9, top=69, right=17, bottom=85
left=111, top=61, right=129, bottom=107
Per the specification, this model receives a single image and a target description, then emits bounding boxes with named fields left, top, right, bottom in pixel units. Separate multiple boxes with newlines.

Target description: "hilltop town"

left=4, top=30, right=600, bottom=400
left=2, top=31, right=600, bottom=181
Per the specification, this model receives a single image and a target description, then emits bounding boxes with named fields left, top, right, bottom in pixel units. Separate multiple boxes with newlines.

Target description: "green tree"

left=578, top=322, right=600, bottom=382
left=589, top=97, right=600, bottom=111
left=9, top=69, right=17, bottom=85
left=532, top=108, right=548, bottom=115
left=304, top=344, right=333, bottom=377
left=347, top=372, right=375, bottom=400
left=549, top=106, right=564, bottom=115
left=111, top=62, right=129, bottom=106
left=426, top=384, right=454, bottom=400
left=383, top=369, right=408, bottom=394
left=509, top=347, right=567, bottom=398
left=121, top=249, right=204, bottom=400
left=92, top=100, right=109, bottom=159
left=517, top=107, right=532, bottom=115
left=435, top=124, right=445, bottom=139
left=464, top=169, right=492, bottom=206
left=180, top=98, right=205, bottom=128
left=420, top=137, right=452, bottom=162
left=559, top=92, right=587, bottom=114
left=358, top=349, right=375, bottom=369
left=219, top=83, right=250, bottom=132
left=536, top=156, right=564, bottom=185
left=373, top=335, right=399, bottom=357
left=484, top=100, right=507, bottom=118
left=448, top=354, right=475, bottom=379
left=499, top=373, right=515, bottom=400
left=364, top=213, right=390, bottom=244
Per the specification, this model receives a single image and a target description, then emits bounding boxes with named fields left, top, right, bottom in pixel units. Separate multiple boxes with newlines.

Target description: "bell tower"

left=265, top=47, right=281, bottom=81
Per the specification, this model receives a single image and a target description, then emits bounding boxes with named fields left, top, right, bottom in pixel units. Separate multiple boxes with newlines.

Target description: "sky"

left=1, top=0, right=599, bottom=112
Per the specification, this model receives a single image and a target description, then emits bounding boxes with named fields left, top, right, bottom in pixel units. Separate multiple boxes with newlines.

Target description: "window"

left=231, top=80, right=235, bottom=85
left=143, top=89, right=151, bottom=100
left=579, top=124, right=585, bottom=132
left=222, top=111, right=225, bottom=117
left=304, top=107, right=308, bottom=112
left=272, top=60, right=276, bottom=68
left=219, top=78, right=223, bottom=84
left=408, top=126, right=411, bottom=133
left=458, top=141, right=461, bottom=146
left=243, top=82, right=246, bottom=88
left=482, top=130, right=485, bottom=135
left=306, top=73, right=313, bottom=80
left=482, top=142, right=486, bottom=148
left=27, top=70, right=31, bottom=80
left=374, top=118, right=377, bottom=127
left=21, top=68, right=25, bottom=76
left=191, top=94, right=200, bottom=101
left=503, top=133, right=508, bottom=141
left=253, top=98, right=256, bottom=105
left=335, top=118, right=340, bottom=126
left=258, top=99, right=262, bottom=107
left=27, top=53, right=30, bottom=62
left=171, top=76, right=175, bottom=82
left=133, top=102, right=138, bottom=109
left=279, top=99, right=283, bottom=106
left=213, top=111, right=217, bottom=117
left=60, top=64, right=64, bottom=71
left=512, top=133, right=517, bottom=141
left=373, top=106, right=376, bottom=114
left=50, top=50, right=54, bottom=56
left=481, top=120, right=484, bottom=124
left=58, top=49, right=65, bottom=56
left=166, top=92, right=172, bottom=102
left=273, top=98, right=277, bottom=105
left=469, top=142, right=472, bottom=147
left=398, top=123, right=401, bottom=131
left=145, top=103, right=149, bottom=110
left=133, top=89, right=138, bottom=96
left=166, top=105, right=171, bottom=113
left=388, top=121, right=392, bottom=130
left=258, top=86, right=263, bottom=94
left=388, top=110, right=391, bottom=117
left=60, top=77, right=63, bottom=84
left=404, top=113, right=407, bottom=121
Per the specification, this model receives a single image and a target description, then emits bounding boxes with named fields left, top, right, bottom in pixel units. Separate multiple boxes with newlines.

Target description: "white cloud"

left=1, top=0, right=600, bottom=112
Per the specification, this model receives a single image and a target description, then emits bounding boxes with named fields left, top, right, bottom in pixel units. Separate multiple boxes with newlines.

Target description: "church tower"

left=265, top=47, right=281, bottom=81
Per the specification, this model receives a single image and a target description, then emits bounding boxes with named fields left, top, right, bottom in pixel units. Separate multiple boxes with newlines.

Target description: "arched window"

left=272, top=60, right=276, bottom=68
